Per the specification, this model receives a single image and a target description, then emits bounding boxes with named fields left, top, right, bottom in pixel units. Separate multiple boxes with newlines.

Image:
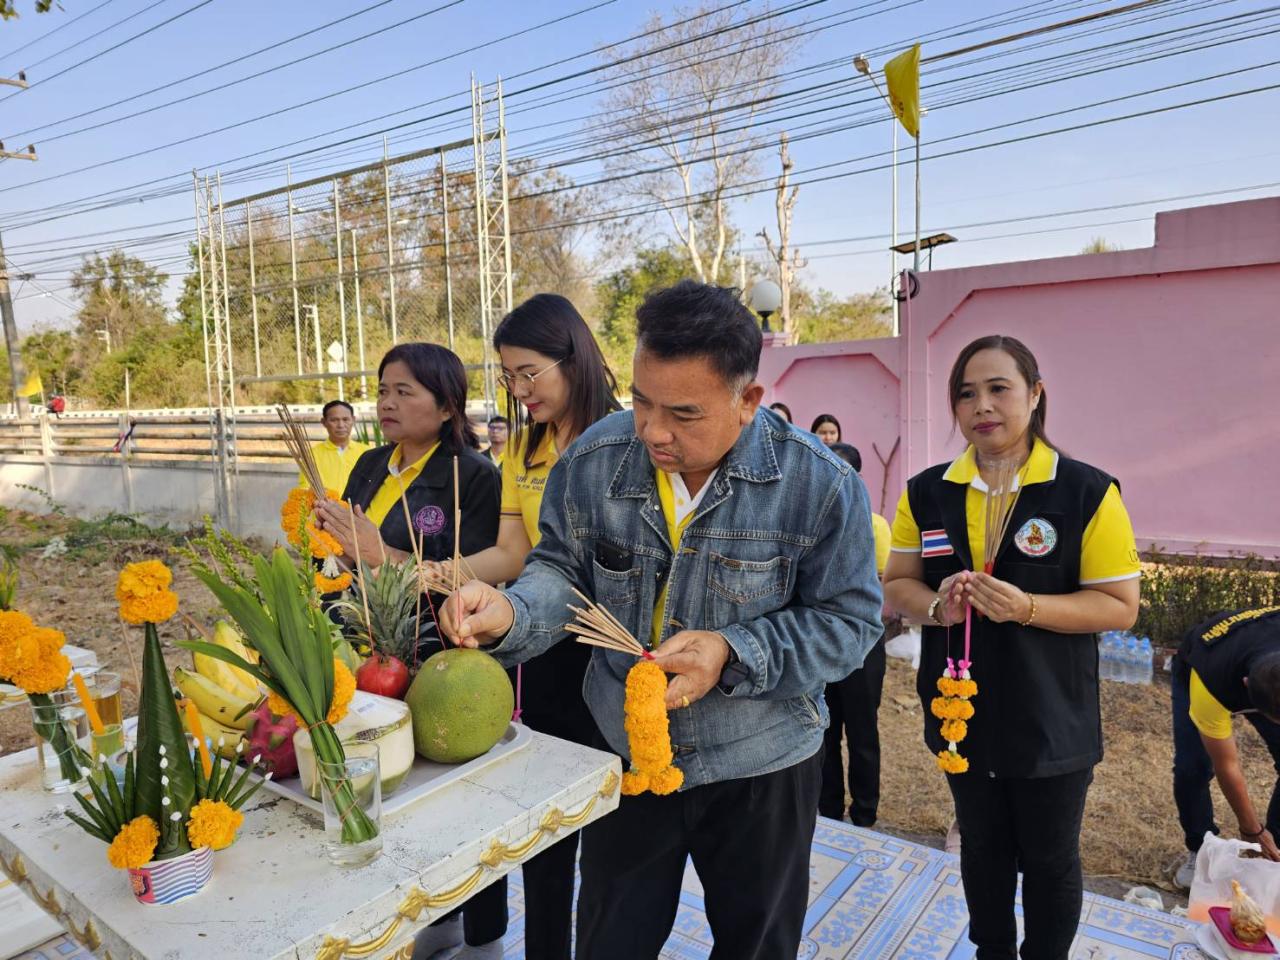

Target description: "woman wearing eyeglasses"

left=427, top=292, right=621, bottom=960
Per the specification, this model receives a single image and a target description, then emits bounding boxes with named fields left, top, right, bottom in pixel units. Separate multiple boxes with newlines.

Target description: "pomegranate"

left=356, top=654, right=411, bottom=700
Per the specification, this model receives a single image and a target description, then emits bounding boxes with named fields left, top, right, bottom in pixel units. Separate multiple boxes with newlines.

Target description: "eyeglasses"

left=497, top=357, right=563, bottom=392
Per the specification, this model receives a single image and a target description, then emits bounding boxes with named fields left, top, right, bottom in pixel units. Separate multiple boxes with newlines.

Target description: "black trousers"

left=437, top=875, right=508, bottom=945
left=1171, top=657, right=1280, bottom=852
left=575, top=749, right=822, bottom=960
left=819, top=638, right=886, bottom=825
left=947, top=767, right=1093, bottom=960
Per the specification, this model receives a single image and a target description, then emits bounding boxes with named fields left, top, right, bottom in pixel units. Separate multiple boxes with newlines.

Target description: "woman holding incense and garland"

left=882, top=335, right=1140, bottom=960
left=314, top=342, right=506, bottom=960
left=425, top=293, right=621, bottom=960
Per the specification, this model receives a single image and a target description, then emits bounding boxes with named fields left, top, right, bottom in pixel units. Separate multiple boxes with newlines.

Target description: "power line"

left=0, top=0, right=119, bottom=63
left=6, top=0, right=166, bottom=75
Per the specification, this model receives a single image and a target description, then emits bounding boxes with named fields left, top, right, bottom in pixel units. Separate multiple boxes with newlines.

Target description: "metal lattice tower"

left=472, top=77, right=513, bottom=415
left=193, top=173, right=237, bottom=527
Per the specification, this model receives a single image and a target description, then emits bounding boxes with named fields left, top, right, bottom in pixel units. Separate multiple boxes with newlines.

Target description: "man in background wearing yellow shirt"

left=1172, top=607, right=1280, bottom=888
left=300, top=400, right=371, bottom=495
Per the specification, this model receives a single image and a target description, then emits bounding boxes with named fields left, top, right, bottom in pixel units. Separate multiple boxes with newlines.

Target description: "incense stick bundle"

left=418, top=556, right=479, bottom=595
left=566, top=587, right=649, bottom=658
left=980, top=458, right=1025, bottom=572
left=276, top=404, right=326, bottom=494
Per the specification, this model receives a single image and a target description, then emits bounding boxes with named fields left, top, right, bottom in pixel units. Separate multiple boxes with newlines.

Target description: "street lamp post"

left=748, top=279, right=782, bottom=334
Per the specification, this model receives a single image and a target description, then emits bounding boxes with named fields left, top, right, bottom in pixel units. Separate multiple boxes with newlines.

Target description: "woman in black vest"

left=884, top=335, right=1141, bottom=960
left=315, top=342, right=504, bottom=960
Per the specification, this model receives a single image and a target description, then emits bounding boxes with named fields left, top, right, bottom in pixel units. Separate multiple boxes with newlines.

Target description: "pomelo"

left=404, top=648, right=513, bottom=763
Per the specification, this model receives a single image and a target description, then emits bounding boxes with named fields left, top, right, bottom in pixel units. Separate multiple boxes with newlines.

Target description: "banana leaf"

left=132, top=622, right=195, bottom=859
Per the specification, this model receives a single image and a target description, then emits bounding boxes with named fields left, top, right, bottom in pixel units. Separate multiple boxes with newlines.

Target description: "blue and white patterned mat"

left=14, top=818, right=1204, bottom=960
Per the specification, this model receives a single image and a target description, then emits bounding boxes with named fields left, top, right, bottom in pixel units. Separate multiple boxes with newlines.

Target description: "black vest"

left=1178, top=608, right=1280, bottom=713
left=908, top=454, right=1115, bottom=778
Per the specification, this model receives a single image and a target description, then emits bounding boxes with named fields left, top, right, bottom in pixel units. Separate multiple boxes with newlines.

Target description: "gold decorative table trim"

left=316, top=770, right=620, bottom=960
left=0, top=850, right=110, bottom=959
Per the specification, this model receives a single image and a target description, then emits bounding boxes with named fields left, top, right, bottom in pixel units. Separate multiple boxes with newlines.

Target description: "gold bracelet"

left=1019, top=593, right=1038, bottom=627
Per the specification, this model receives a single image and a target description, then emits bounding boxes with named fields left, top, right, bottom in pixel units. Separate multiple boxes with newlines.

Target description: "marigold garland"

left=106, top=815, right=160, bottom=869
left=314, top=570, right=353, bottom=593
left=931, top=664, right=978, bottom=775
left=186, top=799, right=243, bottom=851
left=115, top=560, right=180, bottom=625
left=280, top=487, right=344, bottom=560
left=266, top=658, right=356, bottom=726
left=0, top=611, right=70, bottom=694
left=620, top=659, right=684, bottom=796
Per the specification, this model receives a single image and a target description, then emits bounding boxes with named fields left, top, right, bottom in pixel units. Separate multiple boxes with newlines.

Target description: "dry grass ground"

left=4, top=506, right=1278, bottom=901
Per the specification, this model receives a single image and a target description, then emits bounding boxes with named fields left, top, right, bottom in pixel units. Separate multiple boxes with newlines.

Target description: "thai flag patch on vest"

left=920, top=529, right=954, bottom=558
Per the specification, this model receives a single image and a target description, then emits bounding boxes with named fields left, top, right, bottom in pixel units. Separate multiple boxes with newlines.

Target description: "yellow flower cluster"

left=936, top=749, right=969, bottom=774
left=0, top=610, right=71, bottom=694
left=281, top=488, right=344, bottom=560
left=620, top=659, right=684, bottom=796
left=940, top=719, right=968, bottom=743
left=115, top=560, right=179, bottom=625
left=930, top=696, right=975, bottom=722
left=187, top=799, right=243, bottom=851
left=107, top=815, right=159, bottom=870
left=266, top=659, right=356, bottom=726
left=314, top=570, right=353, bottom=593
left=937, top=676, right=978, bottom=699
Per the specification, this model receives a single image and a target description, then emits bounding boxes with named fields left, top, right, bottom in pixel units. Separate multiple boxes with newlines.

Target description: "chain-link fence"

left=206, top=134, right=506, bottom=412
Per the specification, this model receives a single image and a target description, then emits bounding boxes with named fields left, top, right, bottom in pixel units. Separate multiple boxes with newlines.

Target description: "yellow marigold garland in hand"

left=266, top=659, right=356, bottom=726
left=107, top=815, right=160, bottom=869
left=281, top=487, right=344, bottom=560
left=930, top=663, right=977, bottom=775
left=0, top=610, right=71, bottom=694
left=314, top=553, right=352, bottom=593
left=620, top=660, right=684, bottom=796
left=187, top=799, right=243, bottom=851
left=115, top=560, right=179, bottom=625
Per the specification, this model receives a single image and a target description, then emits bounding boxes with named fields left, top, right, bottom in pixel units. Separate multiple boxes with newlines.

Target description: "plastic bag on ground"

left=885, top=626, right=920, bottom=668
left=1188, top=832, right=1280, bottom=934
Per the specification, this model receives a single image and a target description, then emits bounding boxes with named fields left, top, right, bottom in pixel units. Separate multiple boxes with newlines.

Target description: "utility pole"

left=0, top=228, right=30, bottom=417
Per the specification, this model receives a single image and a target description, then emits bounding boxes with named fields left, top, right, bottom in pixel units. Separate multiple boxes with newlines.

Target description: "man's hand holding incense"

left=440, top=580, right=515, bottom=647
left=653, top=630, right=732, bottom=711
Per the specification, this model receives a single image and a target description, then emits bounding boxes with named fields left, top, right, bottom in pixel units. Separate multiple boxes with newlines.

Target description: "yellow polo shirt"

left=365, top=442, right=440, bottom=527
left=301, top=439, right=371, bottom=496
left=871, top=512, right=891, bottom=577
left=501, top=432, right=556, bottom=547
left=1188, top=672, right=1235, bottom=740
left=890, top=438, right=1140, bottom=585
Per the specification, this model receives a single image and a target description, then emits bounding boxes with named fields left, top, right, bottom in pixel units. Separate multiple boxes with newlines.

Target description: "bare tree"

left=757, top=132, right=806, bottom=335
left=598, top=5, right=798, bottom=283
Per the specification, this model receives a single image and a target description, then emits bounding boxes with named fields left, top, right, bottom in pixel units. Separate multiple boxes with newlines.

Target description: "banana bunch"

left=175, top=621, right=262, bottom=760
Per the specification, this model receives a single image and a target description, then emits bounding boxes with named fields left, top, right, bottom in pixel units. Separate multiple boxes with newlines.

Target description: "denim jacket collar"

left=605, top=410, right=783, bottom=504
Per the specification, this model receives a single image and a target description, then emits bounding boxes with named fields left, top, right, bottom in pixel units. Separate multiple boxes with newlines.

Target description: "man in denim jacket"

left=442, top=280, right=883, bottom=959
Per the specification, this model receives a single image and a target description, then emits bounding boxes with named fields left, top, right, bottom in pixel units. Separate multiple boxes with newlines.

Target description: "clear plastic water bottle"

left=1123, top=635, right=1142, bottom=684
left=1137, top=636, right=1154, bottom=685
left=1098, top=631, right=1115, bottom=682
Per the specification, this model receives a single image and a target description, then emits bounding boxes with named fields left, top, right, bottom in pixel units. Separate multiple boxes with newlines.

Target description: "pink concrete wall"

left=762, top=197, right=1280, bottom=557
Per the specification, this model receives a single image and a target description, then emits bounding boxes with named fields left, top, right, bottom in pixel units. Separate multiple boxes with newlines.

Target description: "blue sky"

left=0, top=0, right=1277, bottom=330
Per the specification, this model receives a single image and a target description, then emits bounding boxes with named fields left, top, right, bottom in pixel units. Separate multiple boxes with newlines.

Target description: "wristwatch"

left=927, top=596, right=944, bottom=626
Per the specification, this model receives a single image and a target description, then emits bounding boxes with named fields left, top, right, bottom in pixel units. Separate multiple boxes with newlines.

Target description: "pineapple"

left=333, top=558, right=421, bottom=666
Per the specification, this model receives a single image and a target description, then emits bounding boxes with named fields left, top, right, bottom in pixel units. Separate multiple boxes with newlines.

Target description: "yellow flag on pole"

left=16, top=371, right=42, bottom=398
left=884, top=44, right=921, bottom=138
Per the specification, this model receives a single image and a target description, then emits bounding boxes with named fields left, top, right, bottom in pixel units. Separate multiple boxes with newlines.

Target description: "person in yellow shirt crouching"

left=300, top=400, right=371, bottom=495
left=1171, top=607, right=1280, bottom=889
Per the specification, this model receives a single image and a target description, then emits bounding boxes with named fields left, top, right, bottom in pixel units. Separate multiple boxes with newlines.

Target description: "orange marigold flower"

left=314, top=570, right=353, bottom=593
left=281, top=487, right=345, bottom=559
left=0, top=612, right=70, bottom=694
left=936, top=749, right=969, bottom=775
left=940, top=719, right=968, bottom=743
left=107, top=815, right=159, bottom=869
left=187, top=799, right=243, bottom=851
left=619, top=660, right=683, bottom=797
left=116, top=560, right=179, bottom=624
left=265, top=659, right=356, bottom=726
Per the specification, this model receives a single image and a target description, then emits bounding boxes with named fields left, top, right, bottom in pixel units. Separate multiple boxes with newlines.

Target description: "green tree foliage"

left=21, top=328, right=79, bottom=396
left=593, top=246, right=692, bottom=389
left=791, top=288, right=892, bottom=345
left=1080, top=236, right=1122, bottom=254
left=0, top=0, right=54, bottom=21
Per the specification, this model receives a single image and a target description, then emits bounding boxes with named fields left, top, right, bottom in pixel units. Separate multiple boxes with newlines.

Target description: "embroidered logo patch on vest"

left=1014, top=518, right=1057, bottom=558
left=413, top=505, right=446, bottom=536
left=921, top=529, right=954, bottom=558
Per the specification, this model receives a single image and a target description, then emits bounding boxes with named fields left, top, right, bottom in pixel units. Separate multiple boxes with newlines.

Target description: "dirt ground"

left=3, top=506, right=1277, bottom=909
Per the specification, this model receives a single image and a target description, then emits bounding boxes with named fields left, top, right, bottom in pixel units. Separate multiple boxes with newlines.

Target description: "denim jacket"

left=491, top=407, right=884, bottom=788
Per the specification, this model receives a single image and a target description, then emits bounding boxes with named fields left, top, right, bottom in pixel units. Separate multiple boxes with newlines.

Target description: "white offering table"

left=0, top=729, right=621, bottom=960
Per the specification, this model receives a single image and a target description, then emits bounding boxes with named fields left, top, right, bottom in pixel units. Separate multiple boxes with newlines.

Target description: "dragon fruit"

left=242, top=702, right=299, bottom=778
